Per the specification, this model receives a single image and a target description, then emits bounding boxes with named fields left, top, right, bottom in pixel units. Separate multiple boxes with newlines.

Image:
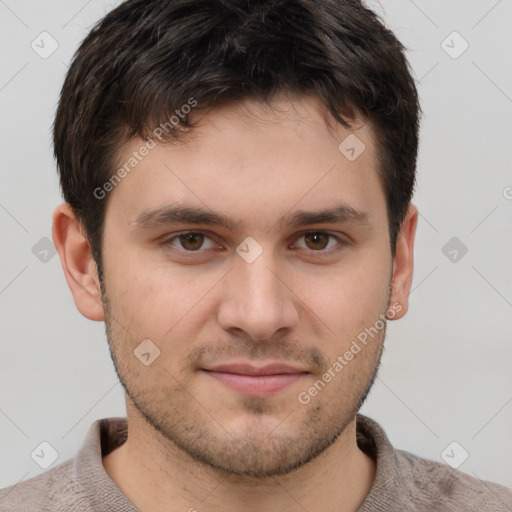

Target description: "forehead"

left=105, top=95, right=386, bottom=233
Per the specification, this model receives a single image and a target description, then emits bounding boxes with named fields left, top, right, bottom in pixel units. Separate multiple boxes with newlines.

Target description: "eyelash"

left=161, top=230, right=346, bottom=256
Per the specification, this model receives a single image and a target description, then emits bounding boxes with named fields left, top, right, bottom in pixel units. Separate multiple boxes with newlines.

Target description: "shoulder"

left=0, top=459, right=93, bottom=512
left=395, top=448, right=512, bottom=511
left=356, top=413, right=512, bottom=511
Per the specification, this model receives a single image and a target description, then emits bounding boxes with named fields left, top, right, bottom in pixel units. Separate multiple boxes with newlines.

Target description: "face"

left=96, top=95, right=397, bottom=477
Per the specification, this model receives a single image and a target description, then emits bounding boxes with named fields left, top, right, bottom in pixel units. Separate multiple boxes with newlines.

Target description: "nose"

left=217, top=247, right=300, bottom=342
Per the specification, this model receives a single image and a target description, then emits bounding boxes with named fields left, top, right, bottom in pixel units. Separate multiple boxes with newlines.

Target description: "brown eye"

left=294, top=231, right=344, bottom=254
left=164, top=232, right=217, bottom=252
left=304, top=232, right=330, bottom=250
left=179, top=233, right=204, bottom=251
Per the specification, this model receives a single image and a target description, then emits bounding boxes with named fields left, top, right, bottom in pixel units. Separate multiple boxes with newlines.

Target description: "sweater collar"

left=74, top=413, right=401, bottom=511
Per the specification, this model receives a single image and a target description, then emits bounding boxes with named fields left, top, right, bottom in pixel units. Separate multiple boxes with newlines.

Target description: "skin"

left=52, top=93, right=418, bottom=512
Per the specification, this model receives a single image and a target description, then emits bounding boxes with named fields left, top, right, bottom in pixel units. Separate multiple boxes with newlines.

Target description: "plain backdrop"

left=0, top=0, right=511, bottom=491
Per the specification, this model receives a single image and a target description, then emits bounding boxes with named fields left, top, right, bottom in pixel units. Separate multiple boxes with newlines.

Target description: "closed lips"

left=202, top=363, right=308, bottom=375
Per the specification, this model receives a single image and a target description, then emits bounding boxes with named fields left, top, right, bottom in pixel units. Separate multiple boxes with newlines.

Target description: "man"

left=1, top=0, right=510, bottom=510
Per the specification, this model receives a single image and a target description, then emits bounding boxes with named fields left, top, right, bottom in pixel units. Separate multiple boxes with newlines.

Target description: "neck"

left=103, top=405, right=376, bottom=512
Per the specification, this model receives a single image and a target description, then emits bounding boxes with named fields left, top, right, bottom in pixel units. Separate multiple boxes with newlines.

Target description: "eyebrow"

left=130, top=203, right=371, bottom=232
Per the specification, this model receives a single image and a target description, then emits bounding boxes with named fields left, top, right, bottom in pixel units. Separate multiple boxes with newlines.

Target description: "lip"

left=201, top=362, right=308, bottom=396
left=204, top=363, right=308, bottom=375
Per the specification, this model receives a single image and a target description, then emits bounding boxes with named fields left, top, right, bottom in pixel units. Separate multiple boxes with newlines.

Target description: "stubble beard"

left=101, top=290, right=387, bottom=479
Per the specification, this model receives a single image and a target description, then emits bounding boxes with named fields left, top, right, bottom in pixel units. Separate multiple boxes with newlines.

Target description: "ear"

left=388, top=202, right=418, bottom=320
left=52, top=203, right=105, bottom=321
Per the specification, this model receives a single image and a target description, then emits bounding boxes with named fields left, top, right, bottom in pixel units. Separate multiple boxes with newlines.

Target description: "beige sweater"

left=1, top=413, right=511, bottom=511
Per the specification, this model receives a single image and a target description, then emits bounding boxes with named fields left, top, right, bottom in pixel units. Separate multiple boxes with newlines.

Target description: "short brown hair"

left=53, top=0, right=422, bottom=279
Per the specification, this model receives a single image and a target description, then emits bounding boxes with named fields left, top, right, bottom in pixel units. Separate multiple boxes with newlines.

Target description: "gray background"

left=1, top=0, right=511, bottom=491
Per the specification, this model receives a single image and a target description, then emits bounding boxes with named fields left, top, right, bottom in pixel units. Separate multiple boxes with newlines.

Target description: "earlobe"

left=388, top=203, right=418, bottom=321
left=52, top=203, right=105, bottom=321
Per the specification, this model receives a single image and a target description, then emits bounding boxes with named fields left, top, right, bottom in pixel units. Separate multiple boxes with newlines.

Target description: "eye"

left=293, top=231, right=344, bottom=254
left=161, top=230, right=346, bottom=255
left=163, top=231, right=218, bottom=252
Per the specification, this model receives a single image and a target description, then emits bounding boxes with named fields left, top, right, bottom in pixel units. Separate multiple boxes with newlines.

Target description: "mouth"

left=201, top=362, right=309, bottom=396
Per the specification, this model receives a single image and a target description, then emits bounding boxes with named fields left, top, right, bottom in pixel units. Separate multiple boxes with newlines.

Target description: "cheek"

left=297, top=261, right=390, bottom=361
left=303, top=257, right=389, bottom=315
left=111, top=255, right=217, bottom=342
